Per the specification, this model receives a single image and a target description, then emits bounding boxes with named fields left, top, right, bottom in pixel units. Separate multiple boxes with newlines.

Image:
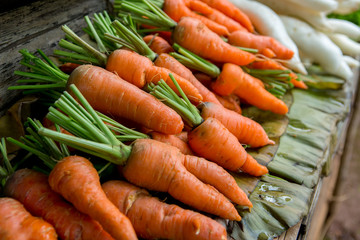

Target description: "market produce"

left=280, top=15, right=353, bottom=80
left=194, top=0, right=254, bottom=32
left=9, top=51, right=184, bottom=135
left=102, top=180, right=228, bottom=240
left=228, top=0, right=307, bottom=74
left=149, top=131, right=194, bottom=155
left=147, top=77, right=269, bottom=176
left=326, top=18, right=360, bottom=40
left=38, top=85, right=247, bottom=220
left=228, top=30, right=294, bottom=59
left=4, top=169, right=114, bottom=240
left=48, top=156, right=137, bottom=240
left=327, top=33, right=360, bottom=56
left=212, top=63, right=289, bottom=114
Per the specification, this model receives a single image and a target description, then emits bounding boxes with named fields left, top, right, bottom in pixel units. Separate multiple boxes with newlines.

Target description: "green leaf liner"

left=232, top=69, right=354, bottom=239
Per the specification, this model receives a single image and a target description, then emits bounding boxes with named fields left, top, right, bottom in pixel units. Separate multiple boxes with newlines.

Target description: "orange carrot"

left=193, top=72, right=213, bottom=89
left=106, top=49, right=203, bottom=103
left=185, top=0, right=248, bottom=32
left=183, top=154, right=252, bottom=206
left=176, top=131, right=189, bottom=142
left=149, top=131, right=194, bottom=155
left=4, top=169, right=114, bottom=240
left=250, top=60, right=308, bottom=89
left=199, top=102, right=274, bottom=147
left=163, top=0, right=229, bottom=36
left=143, top=34, right=174, bottom=54
left=102, top=180, right=228, bottom=240
left=212, top=63, right=289, bottom=115
left=59, top=62, right=81, bottom=74
left=145, top=66, right=203, bottom=104
left=48, top=156, right=137, bottom=240
left=0, top=197, right=58, bottom=240
left=228, top=30, right=294, bottom=60
left=121, top=138, right=241, bottom=220
left=196, top=0, right=254, bottom=32
left=214, top=94, right=242, bottom=114
left=187, top=117, right=269, bottom=176
left=154, top=53, right=221, bottom=104
left=68, top=64, right=184, bottom=135
left=173, top=17, right=256, bottom=66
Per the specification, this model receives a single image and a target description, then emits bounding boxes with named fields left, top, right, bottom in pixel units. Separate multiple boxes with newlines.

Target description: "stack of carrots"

left=1, top=0, right=311, bottom=239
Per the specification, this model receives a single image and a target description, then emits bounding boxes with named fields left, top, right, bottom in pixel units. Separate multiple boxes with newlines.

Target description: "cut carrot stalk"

left=0, top=198, right=58, bottom=240
left=173, top=17, right=256, bottom=66
left=212, top=63, right=289, bottom=115
left=102, top=180, right=228, bottom=240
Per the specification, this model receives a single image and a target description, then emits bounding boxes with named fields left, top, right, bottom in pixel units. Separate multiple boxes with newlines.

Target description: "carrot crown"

left=146, top=74, right=203, bottom=128
left=37, top=84, right=146, bottom=166
left=170, top=43, right=220, bottom=78
left=8, top=49, right=68, bottom=104
left=114, top=0, right=176, bottom=29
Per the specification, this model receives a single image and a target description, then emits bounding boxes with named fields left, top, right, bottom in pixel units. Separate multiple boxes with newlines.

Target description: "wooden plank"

left=0, top=0, right=107, bottom=116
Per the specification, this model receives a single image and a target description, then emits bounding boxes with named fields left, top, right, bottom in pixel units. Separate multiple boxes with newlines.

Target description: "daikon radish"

left=327, top=33, right=360, bottom=56
left=228, top=0, right=307, bottom=74
left=280, top=15, right=353, bottom=80
left=284, top=0, right=338, bottom=12
left=255, top=0, right=334, bottom=31
left=343, top=55, right=360, bottom=68
left=326, top=18, right=360, bottom=40
left=333, top=0, right=360, bottom=14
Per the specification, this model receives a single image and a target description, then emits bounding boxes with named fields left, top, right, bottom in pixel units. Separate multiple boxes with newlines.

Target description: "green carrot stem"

left=0, top=138, right=13, bottom=175
left=8, top=83, right=66, bottom=90
left=14, top=71, right=64, bottom=83
left=53, top=50, right=101, bottom=65
left=61, top=25, right=107, bottom=66
left=111, top=20, right=157, bottom=60
left=235, top=46, right=258, bottom=53
left=98, top=162, right=113, bottom=175
left=6, top=137, right=56, bottom=169
left=103, top=33, right=136, bottom=51
left=58, top=39, right=90, bottom=55
left=54, top=124, right=71, bottom=156
left=38, top=128, right=130, bottom=165
left=171, top=44, right=220, bottom=78
left=37, top=49, right=61, bottom=71
left=84, top=15, right=108, bottom=53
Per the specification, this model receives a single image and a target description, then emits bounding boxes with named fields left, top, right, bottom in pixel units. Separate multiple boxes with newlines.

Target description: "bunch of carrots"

left=1, top=0, right=311, bottom=239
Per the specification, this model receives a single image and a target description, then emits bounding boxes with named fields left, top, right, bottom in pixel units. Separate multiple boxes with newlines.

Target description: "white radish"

left=343, top=55, right=360, bottom=68
left=333, top=0, right=360, bottom=14
left=283, top=0, right=338, bottom=12
left=228, top=0, right=308, bottom=74
left=254, top=0, right=334, bottom=31
left=327, top=33, right=360, bottom=56
left=326, top=18, right=360, bottom=40
left=280, top=15, right=353, bottom=80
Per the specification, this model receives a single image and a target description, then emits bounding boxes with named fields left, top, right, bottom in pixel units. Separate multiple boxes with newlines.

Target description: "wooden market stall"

left=1, top=0, right=359, bottom=239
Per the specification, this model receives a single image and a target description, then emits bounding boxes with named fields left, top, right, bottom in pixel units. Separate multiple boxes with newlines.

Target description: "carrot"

left=212, top=63, right=289, bottom=115
left=188, top=117, right=268, bottom=176
left=39, top=85, right=242, bottom=220
left=4, top=169, right=114, bottom=240
left=193, top=72, right=213, bottom=89
left=106, top=49, right=203, bottom=103
left=183, top=153, right=252, bottom=206
left=228, top=30, right=294, bottom=60
left=102, top=180, right=228, bottom=240
left=185, top=0, right=248, bottom=32
left=149, top=131, right=194, bottom=155
left=250, top=60, right=308, bottom=89
left=154, top=53, right=221, bottom=105
left=214, top=94, right=242, bottom=114
left=163, top=0, right=229, bottom=36
left=143, top=34, right=174, bottom=54
left=0, top=197, right=58, bottom=240
left=121, top=138, right=242, bottom=220
left=59, top=62, right=80, bottom=74
left=48, top=156, right=137, bottom=240
left=148, top=76, right=269, bottom=176
left=199, top=102, right=274, bottom=147
left=195, top=0, right=254, bottom=32
left=68, top=64, right=184, bottom=135
left=173, top=17, right=256, bottom=66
